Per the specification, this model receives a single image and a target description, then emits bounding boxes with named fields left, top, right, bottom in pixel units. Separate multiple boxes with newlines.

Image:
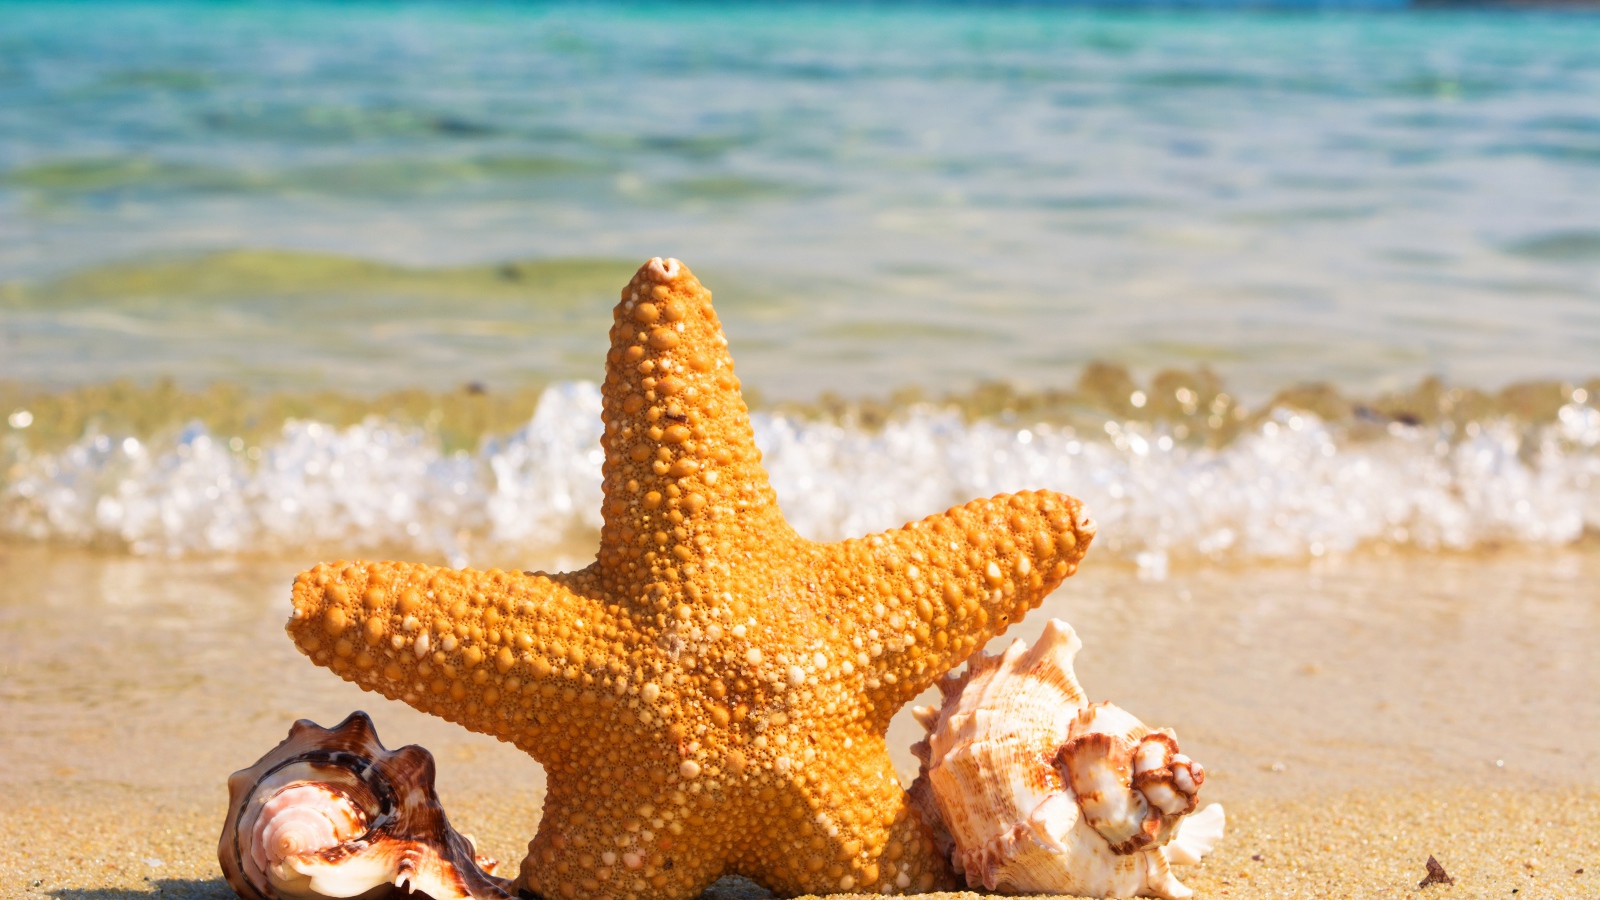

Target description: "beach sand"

left=2, top=544, right=1596, bottom=900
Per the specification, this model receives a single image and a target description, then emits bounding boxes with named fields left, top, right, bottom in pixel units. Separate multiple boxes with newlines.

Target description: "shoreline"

left=6, top=366, right=1597, bottom=458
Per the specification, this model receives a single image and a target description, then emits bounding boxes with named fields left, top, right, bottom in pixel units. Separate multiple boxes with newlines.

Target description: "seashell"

left=219, top=711, right=511, bottom=900
left=909, top=619, right=1224, bottom=899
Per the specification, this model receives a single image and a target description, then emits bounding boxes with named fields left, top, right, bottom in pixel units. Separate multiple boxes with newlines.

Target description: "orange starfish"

left=286, top=258, right=1096, bottom=900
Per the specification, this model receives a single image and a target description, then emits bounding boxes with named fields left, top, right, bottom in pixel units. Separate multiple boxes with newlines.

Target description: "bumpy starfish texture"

left=286, top=258, right=1096, bottom=900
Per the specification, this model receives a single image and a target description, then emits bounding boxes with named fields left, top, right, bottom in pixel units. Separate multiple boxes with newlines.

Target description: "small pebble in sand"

left=1418, top=855, right=1454, bottom=888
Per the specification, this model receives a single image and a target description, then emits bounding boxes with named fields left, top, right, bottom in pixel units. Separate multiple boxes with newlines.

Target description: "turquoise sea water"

left=1, top=2, right=1598, bottom=562
left=3, top=2, right=1598, bottom=395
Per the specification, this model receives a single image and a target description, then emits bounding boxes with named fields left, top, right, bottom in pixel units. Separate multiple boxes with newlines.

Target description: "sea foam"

left=3, top=382, right=1596, bottom=572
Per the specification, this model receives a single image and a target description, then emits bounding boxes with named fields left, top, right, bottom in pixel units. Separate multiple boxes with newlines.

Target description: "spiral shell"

left=909, top=619, right=1224, bottom=899
left=219, top=711, right=510, bottom=900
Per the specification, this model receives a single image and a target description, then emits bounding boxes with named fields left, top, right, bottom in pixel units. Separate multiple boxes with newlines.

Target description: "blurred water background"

left=2, top=1, right=1598, bottom=568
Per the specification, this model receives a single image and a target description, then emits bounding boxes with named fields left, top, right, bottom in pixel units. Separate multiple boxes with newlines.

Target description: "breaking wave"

left=3, top=382, right=1597, bottom=572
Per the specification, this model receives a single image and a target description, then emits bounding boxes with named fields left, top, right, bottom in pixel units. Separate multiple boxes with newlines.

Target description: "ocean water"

left=2, top=2, right=1598, bottom=565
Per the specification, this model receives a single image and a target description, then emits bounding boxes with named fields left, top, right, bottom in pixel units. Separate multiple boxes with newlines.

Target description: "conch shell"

left=910, top=619, right=1225, bottom=899
left=219, top=711, right=510, bottom=900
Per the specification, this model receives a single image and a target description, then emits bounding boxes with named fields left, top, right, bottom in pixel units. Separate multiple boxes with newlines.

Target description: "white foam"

left=3, top=382, right=1596, bottom=570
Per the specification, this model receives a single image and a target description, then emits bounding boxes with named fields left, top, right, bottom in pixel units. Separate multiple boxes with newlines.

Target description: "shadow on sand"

left=48, top=875, right=776, bottom=900
left=50, top=878, right=233, bottom=900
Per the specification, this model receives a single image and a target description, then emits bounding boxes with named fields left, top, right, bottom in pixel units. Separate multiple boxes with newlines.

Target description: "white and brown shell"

left=219, top=711, right=511, bottom=900
left=909, top=619, right=1225, bottom=899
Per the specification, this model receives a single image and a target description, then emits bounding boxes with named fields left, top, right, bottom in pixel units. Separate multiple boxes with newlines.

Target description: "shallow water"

left=5, top=3, right=1599, bottom=565
left=3, top=3, right=1599, bottom=398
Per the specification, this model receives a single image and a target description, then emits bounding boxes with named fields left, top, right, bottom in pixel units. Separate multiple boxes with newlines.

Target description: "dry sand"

left=2, top=544, right=1597, bottom=900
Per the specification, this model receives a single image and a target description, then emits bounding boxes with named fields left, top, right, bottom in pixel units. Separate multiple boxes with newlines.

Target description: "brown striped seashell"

left=909, top=619, right=1225, bottom=899
left=219, top=711, right=510, bottom=900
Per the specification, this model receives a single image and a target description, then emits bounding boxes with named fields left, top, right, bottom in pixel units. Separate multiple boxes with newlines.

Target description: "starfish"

left=286, top=258, right=1096, bottom=900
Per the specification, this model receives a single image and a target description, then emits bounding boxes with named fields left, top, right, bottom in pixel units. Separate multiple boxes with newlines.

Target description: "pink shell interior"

left=249, top=783, right=367, bottom=876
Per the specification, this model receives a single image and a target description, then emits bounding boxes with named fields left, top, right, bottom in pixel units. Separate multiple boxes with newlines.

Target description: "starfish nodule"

left=286, top=257, right=1096, bottom=900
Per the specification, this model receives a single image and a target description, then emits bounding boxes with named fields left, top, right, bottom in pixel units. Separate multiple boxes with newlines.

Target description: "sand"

left=6, top=782, right=1598, bottom=900
left=2, top=543, right=1597, bottom=899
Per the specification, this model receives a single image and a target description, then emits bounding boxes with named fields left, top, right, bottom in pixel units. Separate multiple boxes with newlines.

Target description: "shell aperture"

left=219, top=711, right=510, bottom=900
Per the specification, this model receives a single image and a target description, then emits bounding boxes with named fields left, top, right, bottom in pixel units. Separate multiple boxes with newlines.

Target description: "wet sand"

left=2, top=544, right=1596, bottom=899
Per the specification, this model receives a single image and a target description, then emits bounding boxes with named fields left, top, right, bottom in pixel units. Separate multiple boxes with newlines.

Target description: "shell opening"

left=252, top=783, right=368, bottom=874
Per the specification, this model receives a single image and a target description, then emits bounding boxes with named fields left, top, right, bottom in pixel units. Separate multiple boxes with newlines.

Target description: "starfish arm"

left=286, top=560, right=621, bottom=756
left=828, top=490, right=1095, bottom=707
left=594, top=258, right=796, bottom=615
